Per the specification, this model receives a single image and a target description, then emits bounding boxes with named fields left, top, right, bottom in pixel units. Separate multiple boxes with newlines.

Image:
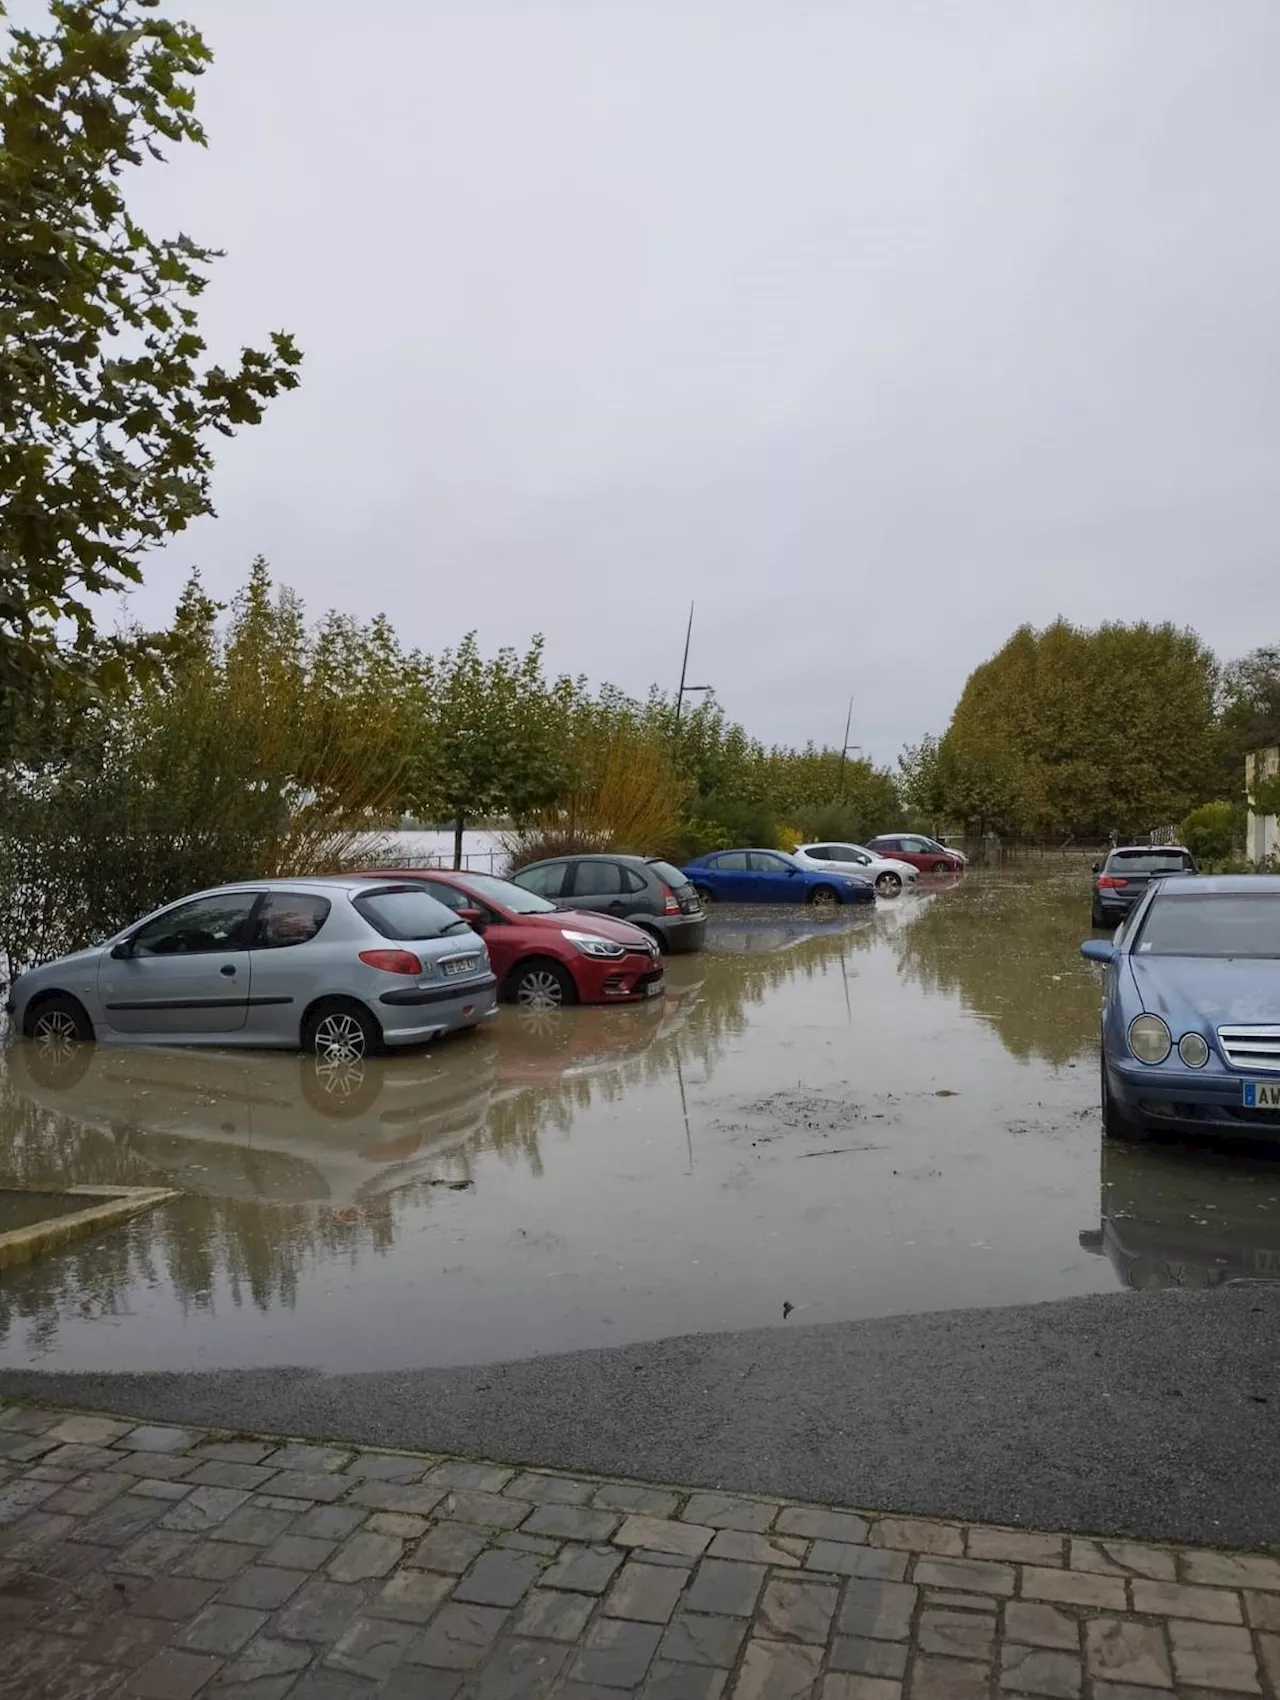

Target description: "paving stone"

left=1084, top=1618, right=1172, bottom=1687
left=133, top=1574, right=223, bottom=1619
left=1167, top=1619, right=1260, bottom=1693
left=218, top=1631, right=313, bottom=1683
left=806, top=1543, right=905, bottom=1582
left=966, top=1527, right=1063, bottom=1567
left=267, top=1472, right=351, bottom=1504
left=1259, top=1632, right=1280, bottom=1692
left=365, top=1513, right=429, bottom=1540
left=48, top=1415, right=134, bottom=1447
left=1182, top=1551, right=1280, bottom=1591
left=291, top=1505, right=366, bottom=1542
left=214, top=1509, right=299, bottom=1549
left=1069, top=1538, right=1177, bottom=1581
left=222, top=1565, right=310, bottom=1609
left=703, top=1530, right=801, bottom=1569
left=776, top=1506, right=868, bottom=1545
left=112, top=1452, right=197, bottom=1482
left=453, top=1548, right=543, bottom=1607
left=133, top=1479, right=195, bottom=1503
left=474, top=1637, right=570, bottom=1700
left=161, top=1485, right=252, bottom=1533
left=194, top=1442, right=277, bottom=1467
left=595, top=1484, right=681, bottom=1517
left=276, top=1674, right=377, bottom=1700
left=47, top=1443, right=128, bottom=1473
left=837, top=1580, right=917, bottom=1641
left=129, top=1646, right=224, bottom=1699
left=828, top=1636, right=908, bottom=1679
left=104, top=1526, right=196, bottom=1578
left=660, top=1612, right=748, bottom=1669
left=211, top=1680, right=300, bottom=1700
left=757, top=1577, right=839, bottom=1645
left=608, top=1561, right=693, bottom=1622
left=917, top=1609, right=995, bottom=1660
left=1246, top=1590, right=1280, bottom=1630
left=1091, top=1686, right=1182, bottom=1700
left=186, top=1461, right=278, bottom=1493
left=501, top=1532, right=560, bottom=1556
left=179, top=1603, right=271, bottom=1656
left=506, top=1472, right=594, bottom=1506
left=924, top=1589, right=994, bottom=1611
left=910, top=1653, right=991, bottom=1700
left=999, top=1643, right=1082, bottom=1696
left=73, top=1493, right=167, bottom=1548
left=1003, top=1602, right=1079, bottom=1651
left=263, top=1534, right=338, bottom=1570
left=436, top=1488, right=529, bottom=1528
left=912, top=1557, right=1013, bottom=1596
left=343, top=1453, right=429, bottom=1483
left=871, top=1518, right=961, bottom=1557
left=408, top=1601, right=509, bottom=1669
left=78, top=1611, right=176, bottom=1669
left=0, top=1478, right=63, bottom=1528
left=329, top=1531, right=403, bottom=1583
left=642, top=1661, right=727, bottom=1700
left=1020, top=1566, right=1126, bottom=1609
left=118, top=1426, right=196, bottom=1455
left=175, top=1540, right=260, bottom=1582
left=524, top=1504, right=620, bottom=1542
left=820, top=1676, right=901, bottom=1700
left=517, top=1588, right=597, bottom=1641
left=343, top=1481, right=444, bottom=1518
left=1130, top=1580, right=1243, bottom=1623
left=617, top=1515, right=713, bottom=1558
left=571, top=1616, right=664, bottom=1687
left=275, top=1579, right=371, bottom=1645
left=682, top=1559, right=762, bottom=1619
left=370, top=1568, right=454, bottom=1624
left=411, top=1523, right=492, bottom=1574
left=380, top=1672, right=464, bottom=1700
left=427, top=1461, right=515, bottom=1493
left=265, top=1446, right=353, bottom=1474
left=541, top=1543, right=627, bottom=1593
left=326, top=1614, right=417, bottom=1680
left=734, top=1639, right=823, bottom=1700
left=0, top=1405, right=62, bottom=1432
left=254, top=1497, right=314, bottom=1513
left=681, top=1494, right=776, bottom=1533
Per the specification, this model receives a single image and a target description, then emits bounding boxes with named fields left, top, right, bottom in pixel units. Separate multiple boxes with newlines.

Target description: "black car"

left=510, top=855, right=707, bottom=952
left=1091, top=844, right=1198, bottom=928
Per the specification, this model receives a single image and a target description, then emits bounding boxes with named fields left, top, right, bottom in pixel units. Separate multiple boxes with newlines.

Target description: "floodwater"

left=2, top=867, right=1278, bottom=1373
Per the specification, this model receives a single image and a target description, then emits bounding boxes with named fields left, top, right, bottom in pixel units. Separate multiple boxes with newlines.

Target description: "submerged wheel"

left=875, top=871, right=902, bottom=896
left=508, top=959, right=575, bottom=1010
left=25, top=993, right=94, bottom=1046
left=807, top=885, right=839, bottom=911
left=302, top=999, right=380, bottom=1062
left=931, top=860, right=951, bottom=874
left=693, top=884, right=715, bottom=905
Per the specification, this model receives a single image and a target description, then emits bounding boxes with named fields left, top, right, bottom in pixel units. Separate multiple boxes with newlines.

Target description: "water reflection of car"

left=1080, top=1138, right=1280, bottom=1290
left=1090, top=844, right=1197, bottom=930
left=682, top=850, right=874, bottom=909
left=1081, top=875, right=1280, bottom=1141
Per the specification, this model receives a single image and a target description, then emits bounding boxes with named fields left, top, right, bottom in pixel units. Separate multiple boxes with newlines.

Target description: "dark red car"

left=864, top=834, right=965, bottom=875
left=351, top=870, right=665, bottom=1010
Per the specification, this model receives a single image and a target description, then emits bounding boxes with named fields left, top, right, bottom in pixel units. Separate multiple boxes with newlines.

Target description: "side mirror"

left=1080, top=938, right=1115, bottom=965
left=110, top=939, right=135, bottom=961
left=1091, top=861, right=1101, bottom=875
left=787, top=866, right=799, bottom=876
left=457, top=906, right=487, bottom=931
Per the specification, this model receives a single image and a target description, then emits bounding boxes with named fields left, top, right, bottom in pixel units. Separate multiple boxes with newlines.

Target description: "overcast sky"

left=111, top=0, right=1280, bottom=765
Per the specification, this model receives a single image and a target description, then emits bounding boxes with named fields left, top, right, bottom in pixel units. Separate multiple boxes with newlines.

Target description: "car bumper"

left=839, top=885, right=876, bottom=905
left=1107, top=1056, right=1280, bottom=1138
left=378, top=975, right=499, bottom=1044
left=649, top=915, right=707, bottom=952
left=571, top=955, right=666, bottom=1003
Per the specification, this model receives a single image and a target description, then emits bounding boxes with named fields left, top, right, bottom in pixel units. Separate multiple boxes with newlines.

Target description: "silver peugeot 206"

left=4, top=878, right=498, bottom=1060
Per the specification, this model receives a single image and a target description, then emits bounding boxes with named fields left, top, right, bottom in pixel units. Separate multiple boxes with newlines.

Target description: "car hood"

left=17, top=944, right=105, bottom=984
left=1129, top=956, right=1280, bottom=1026
left=525, top=909, right=654, bottom=947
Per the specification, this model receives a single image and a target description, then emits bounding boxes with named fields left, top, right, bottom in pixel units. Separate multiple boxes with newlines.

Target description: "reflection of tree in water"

left=893, top=873, right=1099, bottom=1065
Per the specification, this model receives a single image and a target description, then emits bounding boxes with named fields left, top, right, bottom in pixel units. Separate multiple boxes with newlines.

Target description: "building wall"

left=1245, top=747, right=1279, bottom=865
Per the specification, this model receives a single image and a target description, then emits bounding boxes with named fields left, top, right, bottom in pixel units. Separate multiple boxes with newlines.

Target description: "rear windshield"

left=647, top=861, right=691, bottom=888
left=1134, top=894, right=1280, bottom=958
left=1108, top=851, right=1195, bottom=874
left=454, top=872, right=557, bottom=914
left=354, top=887, right=471, bottom=941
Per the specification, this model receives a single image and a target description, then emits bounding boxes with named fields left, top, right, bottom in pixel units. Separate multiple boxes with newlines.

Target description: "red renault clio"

left=350, top=870, right=665, bottom=1010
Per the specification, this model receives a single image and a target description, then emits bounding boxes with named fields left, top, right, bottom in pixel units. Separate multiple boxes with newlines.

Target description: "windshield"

left=1134, top=894, right=1280, bottom=958
left=1108, top=851, right=1195, bottom=874
left=456, top=872, right=557, bottom=914
left=354, top=887, right=471, bottom=940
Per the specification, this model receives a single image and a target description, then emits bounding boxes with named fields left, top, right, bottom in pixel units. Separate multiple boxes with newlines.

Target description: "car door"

left=701, top=852, right=752, bottom=901
left=98, top=890, right=260, bottom=1036
left=244, top=891, right=335, bottom=1040
left=563, top=860, right=630, bottom=919
left=747, top=851, right=800, bottom=902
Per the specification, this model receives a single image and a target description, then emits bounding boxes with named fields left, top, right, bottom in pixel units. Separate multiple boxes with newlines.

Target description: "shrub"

left=1180, top=800, right=1240, bottom=863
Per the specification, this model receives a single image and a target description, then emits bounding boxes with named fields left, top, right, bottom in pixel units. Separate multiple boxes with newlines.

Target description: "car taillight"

left=359, top=949, right=422, bottom=975
left=1097, top=875, right=1127, bottom=889
left=660, top=884, right=680, bottom=915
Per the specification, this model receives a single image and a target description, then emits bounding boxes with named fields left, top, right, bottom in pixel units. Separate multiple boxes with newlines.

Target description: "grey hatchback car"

left=511, top=855, right=707, bottom=952
left=5, top=878, right=498, bottom=1060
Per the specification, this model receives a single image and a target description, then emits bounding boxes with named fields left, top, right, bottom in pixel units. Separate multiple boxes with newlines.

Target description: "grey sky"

left=116, top=0, right=1280, bottom=765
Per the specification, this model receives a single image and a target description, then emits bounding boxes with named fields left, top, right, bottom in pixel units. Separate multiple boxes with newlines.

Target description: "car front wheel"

left=807, top=885, right=839, bottom=911
left=875, top=871, right=902, bottom=896
left=1101, top=1055, right=1142, bottom=1141
left=508, top=959, right=576, bottom=1010
left=25, top=993, right=94, bottom=1046
left=931, top=860, right=952, bottom=874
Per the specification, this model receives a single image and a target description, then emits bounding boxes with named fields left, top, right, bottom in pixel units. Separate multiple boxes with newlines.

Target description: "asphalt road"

left=4, top=1286, right=1279, bottom=1549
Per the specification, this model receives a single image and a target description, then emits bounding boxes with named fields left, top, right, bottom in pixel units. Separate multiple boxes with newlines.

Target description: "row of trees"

left=900, top=622, right=1280, bottom=848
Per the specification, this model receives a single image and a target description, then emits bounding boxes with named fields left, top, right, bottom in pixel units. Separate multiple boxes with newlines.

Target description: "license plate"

left=1243, top=1081, right=1280, bottom=1108
left=645, top=977, right=665, bottom=997
left=443, top=956, right=479, bottom=977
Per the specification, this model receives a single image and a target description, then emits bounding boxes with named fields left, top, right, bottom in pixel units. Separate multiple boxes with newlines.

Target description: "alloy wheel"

left=313, top=1011, right=368, bottom=1062
left=32, top=1008, right=80, bottom=1049
left=517, top=970, right=566, bottom=1010
left=810, top=888, right=839, bottom=913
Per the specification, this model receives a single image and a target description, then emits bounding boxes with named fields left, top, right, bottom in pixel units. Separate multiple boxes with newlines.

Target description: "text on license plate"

left=1243, top=1081, right=1280, bottom=1108
left=645, top=977, right=665, bottom=997
left=443, top=957, right=479, bottom=977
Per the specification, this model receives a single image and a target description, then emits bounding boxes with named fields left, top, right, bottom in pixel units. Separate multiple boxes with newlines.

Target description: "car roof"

left=1109, top=844, right=1193, bottom=855
left=1150, top=874, right=1280, bottom=895
left=515, top=852, right=650, bottom=868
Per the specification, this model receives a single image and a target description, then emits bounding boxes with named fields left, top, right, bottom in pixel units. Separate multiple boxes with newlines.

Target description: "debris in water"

left=782, top=1301, right=794, bottom=1319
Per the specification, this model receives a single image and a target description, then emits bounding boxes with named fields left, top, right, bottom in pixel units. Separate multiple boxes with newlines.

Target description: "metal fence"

left=358, top=848, right=508, bottom=875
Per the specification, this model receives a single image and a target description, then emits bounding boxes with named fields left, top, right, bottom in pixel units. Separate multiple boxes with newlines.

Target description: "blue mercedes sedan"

left=1081, top=874, right=1280, bottom=1140
left=682, top=849, right=875, bottom=909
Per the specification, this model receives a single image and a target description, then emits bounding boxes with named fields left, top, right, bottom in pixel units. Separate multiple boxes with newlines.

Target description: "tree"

left=1219, top=647, right=1280, bottom=793
left=0, top=0, right=302, bottom=707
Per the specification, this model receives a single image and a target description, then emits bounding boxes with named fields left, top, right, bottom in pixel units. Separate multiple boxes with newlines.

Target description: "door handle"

left=220, top=964, right=237, bottom=977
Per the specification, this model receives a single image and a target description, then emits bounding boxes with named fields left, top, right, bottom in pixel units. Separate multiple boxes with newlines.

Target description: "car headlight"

left=1178, top=1032, right=1209, bottom=1068
left=1128, top=1014, right=1172, bottom=1065
left=561, top=929, right=627, bottom=959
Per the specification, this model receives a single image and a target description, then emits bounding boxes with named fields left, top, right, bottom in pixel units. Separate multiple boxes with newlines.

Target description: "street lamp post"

left=837, top=696, right=861, bottom=793
left=674, top=601, right=712, bottom=727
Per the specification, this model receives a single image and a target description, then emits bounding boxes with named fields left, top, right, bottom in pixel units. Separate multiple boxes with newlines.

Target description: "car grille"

left=1218, top=1026, right=1280, bottom=1073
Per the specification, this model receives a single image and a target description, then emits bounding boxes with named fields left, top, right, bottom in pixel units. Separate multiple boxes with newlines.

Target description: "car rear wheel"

left=303, top=999, right=380, bottom=1063
left=875, top=871, right=902, bottom=896
left=25, top=993, right=94, bottom=1047
left=1101, top=1054, right=1142, bottom=1141
left=508, top=959, right=576, bottom=1010
left=807, top=885, right=839, bottom=911
left=693, top=884, right=715, bottom=905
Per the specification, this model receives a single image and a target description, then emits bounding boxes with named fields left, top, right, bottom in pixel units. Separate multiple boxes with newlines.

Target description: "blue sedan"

left=1080, top=874, right=1280, bottom=1140
left=682, top=849, right=875, bottom=909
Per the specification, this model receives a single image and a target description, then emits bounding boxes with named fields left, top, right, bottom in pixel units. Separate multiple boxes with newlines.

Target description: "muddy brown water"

left=2, top=868, right=1278, bottom=1372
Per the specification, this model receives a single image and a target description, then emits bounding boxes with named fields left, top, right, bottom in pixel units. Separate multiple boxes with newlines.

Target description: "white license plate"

left=645, top=977, right=665, bottom=997
left=443, top=957, right=479, bottom=977
left=1243, top=1081, right=1280, bottom=1108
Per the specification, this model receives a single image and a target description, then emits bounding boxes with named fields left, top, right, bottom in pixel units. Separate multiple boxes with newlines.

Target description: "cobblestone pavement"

left=3, top=1403, right=1280, bottom=1700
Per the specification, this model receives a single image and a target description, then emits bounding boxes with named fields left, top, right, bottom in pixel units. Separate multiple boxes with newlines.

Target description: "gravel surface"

left=4, top=1285, right=1279, bottom=1550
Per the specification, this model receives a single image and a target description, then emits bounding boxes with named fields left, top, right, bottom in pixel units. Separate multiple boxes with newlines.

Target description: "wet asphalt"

left=3, top=1282, right=1279, bottom=1550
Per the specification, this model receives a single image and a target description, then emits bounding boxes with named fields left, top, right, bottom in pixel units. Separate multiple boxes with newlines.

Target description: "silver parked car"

left=4, top=878, right=498, bottom=1060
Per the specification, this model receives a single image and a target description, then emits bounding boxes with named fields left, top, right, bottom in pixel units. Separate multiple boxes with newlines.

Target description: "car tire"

left=1101, top=1054, right=1142, bottom=1141
left=507, top=958, right=576, bottom=1010
left=875, top=871, right=902, bottom=896
left=693, top=884, right=715, bottom=905
left=930, top=860, right=951, bottom=874
left=24, top=992, right=94, bottom=1046
left=1091, top=902, right=1108, bottom=929
left=806, top=884, right=839, bottom=910
left=302, top=999, right=381, bottom=1063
